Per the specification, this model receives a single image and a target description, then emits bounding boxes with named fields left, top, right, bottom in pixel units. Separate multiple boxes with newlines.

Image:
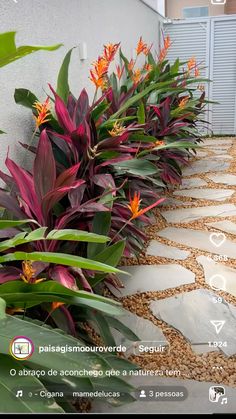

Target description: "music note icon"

left=221, top=398, right=228, bottom=405
left=16, top=390, right=23, bottom=398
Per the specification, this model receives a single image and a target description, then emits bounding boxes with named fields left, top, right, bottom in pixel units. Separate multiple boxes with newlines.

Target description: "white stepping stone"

left=210, top=149, right=231, bottom=155
left=160, top=198, right=189, bottom=207
left=157, top=227, right=236, bottom=259
left=203, top=139, right=233, bottom=146
left=108, top=265, right=195, bottom=297
left=111, top=310, right=168, bottom=356
left=150, top=289, right=236, bottom=356
left=161, top=204, right=236, bottom=224
left=211, top=154, right=233, bottom=160
left=197, top=255, right=236, bottom=298
left=146, top=240, right=190, bottom=260
left=173, top=189, right=234, bottom=202
left=207, top=174, right=236, bottom=185
left=196, top=151, right=208, bottom=157
left=206, top=220, right=236, bottom=236
left=183, top=160, right=230, bottom=176
left=92, top=377, right=236, bottom=413
left=180, top=178, right=208, bottom=189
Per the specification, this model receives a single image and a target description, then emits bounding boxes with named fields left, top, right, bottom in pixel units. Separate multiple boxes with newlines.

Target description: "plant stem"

left=109, top=217, right=133, bottom=245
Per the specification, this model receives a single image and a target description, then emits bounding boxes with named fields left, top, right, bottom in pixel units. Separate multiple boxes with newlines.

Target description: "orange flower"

left=159, top=47, right=167, bottom=62
left=178, top=96, right=189, bottom=109
left=108, top=121, right=126, bottom=137
left=103, top=43, right=120, bottom=62
left=33, top=97, right=51, bottom=128
left=195, top=67, right=200, bottom=77
left=144, top=63, right=153, bottom=72
left=132, top=69, right=141, bottom=84
left=187, top=57, right=196, bottom=71
left=136, top=36, right=148, bottom=55
left=116, top=64, right=124, bottom=80
left=52, top=302, right=64, bottom=311
left=159, top=35, right=171, bottom=63
left=20, top=261, right=45, bottom=285
left=155, top=140, right=165, bottom=146
left=128, top=59, right=135, bottom=72
left=164, top=35, right=171, bottom=50
left=127, top=191, right=164, bottom=220
left=89, top=56, right=109, bottom=89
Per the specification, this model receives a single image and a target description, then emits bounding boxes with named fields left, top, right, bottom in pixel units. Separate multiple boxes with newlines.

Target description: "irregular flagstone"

left=107, top=265, right=195, bottom=297
left=146, top=240, right=190, bottom=260
left=203, top=139, right=233, bottom=146
left=111, top=310, right=168, bottom=356
left=150, top=289, right=236, bottom=356
left=196, top=151, right=208, bottom=157
left=157, top=227, right=236, bottom=259
left=160, top=198, right=187, bottom=207
left=197, top=255, right=236, bottom=298
left=207, top=174, right=236, bottom=185
left=210, top=149, right=231, bottom=155
left=92, top=377, right=236, bottom=413
left=161, top=204, right=236, bottom=224
left=206, top=220, right=236, bottom=236
left=182, top=160, right=230, bottom=176
left=211, top=154, right=233, bottom=160
left=173, top=188, right=234, bottom=202
left=180, top=177, right=208, bottom=189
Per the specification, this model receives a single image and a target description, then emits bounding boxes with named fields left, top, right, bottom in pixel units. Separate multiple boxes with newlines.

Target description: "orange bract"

left=52, top=302, right=64, bottom=311
left=136, top=36, right=150, bottom=55
left=188, top=57, right=196, bottom=71
left=195, top=67, right=200, bottom=77
left=178, top=96, right=189, bottom=109
left=128, top=59, right=135, bottom=72
left=132, top=69, right=141, bottom=84
left=108, top=121, right=126, bottom=137
left=33, top=97, right=51, bottom=128
left=103, top=43, right=120, bottom=62
left=127, top=191, right=142, bottom=220
left=20, top=261, right=45, bottom=284
left=116, top=64, right=124, bottom=80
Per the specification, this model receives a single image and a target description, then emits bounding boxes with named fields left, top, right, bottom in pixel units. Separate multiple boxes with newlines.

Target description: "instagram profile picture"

left=9, top=336, right=34, bottom=360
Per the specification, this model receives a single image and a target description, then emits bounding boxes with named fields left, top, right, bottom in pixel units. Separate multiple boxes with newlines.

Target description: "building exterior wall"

left=0, top=0, right=161, bottom=170
left=166, top=0, right=225, bottom=19
left=225, top=0, right=236, bottom=14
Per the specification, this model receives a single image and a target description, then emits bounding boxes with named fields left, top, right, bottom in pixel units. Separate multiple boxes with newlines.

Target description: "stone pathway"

left=99, top=138, right=236, bottom=413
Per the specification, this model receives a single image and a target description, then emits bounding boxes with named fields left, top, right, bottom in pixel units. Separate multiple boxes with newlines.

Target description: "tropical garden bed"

left=0, top=31, right=208, bottom=413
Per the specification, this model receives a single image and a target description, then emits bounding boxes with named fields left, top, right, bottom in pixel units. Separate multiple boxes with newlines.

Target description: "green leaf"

left=0, top=355, right=64, bottom=413
left=137, top=102, right=145, bottom=124
left=0, top=251, right=125, bottom=275
left=91, top=312, right=116, bottom=347
left=56, top=48, right=74, bottom=104
left=129, top=133, right=157, bottom=143
left=112, top=158, right=157, bottom=176
left=0, top=228, right=110, bottom=252
left=0, top=129, right=6, bottom=134
left=0, top=219, right=38, bottom=229
left=0, top=314, right=110, bottom=379
left=0, top=298, right=6, bottom=319
left=91, top=100, right=110, bottom=122
left=0, top=280, right=123, bottom=315
left=89, top=241, right=125, bottom=288
left=138, top=141, right=199, bottom=157
left=14, top=88, right=38, bottom=109
left=87, top=213, right=111, bottom=259
left=46, top=229, right=109, bottom=243
left=105, top=316, right=140, bottom=341
left=0, top=32, right=62, bottom=68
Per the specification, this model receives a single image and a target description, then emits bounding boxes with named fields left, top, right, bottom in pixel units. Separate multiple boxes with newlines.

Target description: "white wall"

left=0, top=0, right=160, bottom=169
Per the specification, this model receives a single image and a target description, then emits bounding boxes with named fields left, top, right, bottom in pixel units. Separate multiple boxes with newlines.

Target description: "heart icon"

left=209, top=232, right=226, bottom=248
